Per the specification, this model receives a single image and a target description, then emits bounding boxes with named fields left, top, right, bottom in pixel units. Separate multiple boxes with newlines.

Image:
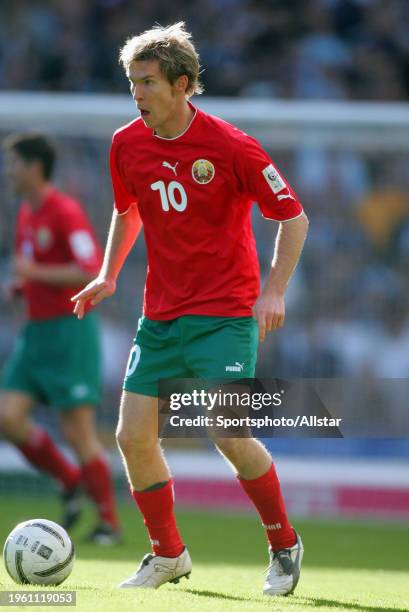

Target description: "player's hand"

left=2, top=279, right=23, bottom=301
left=252, top=288, right=285, bottom=342
left=71, top=276, right=116, bottom=319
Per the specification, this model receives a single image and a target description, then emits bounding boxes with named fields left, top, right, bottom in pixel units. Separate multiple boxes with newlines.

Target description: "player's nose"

left=132, top=85, right=143, bottom=102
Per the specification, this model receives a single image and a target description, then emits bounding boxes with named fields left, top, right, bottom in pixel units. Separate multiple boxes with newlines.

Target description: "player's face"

left=4, top=151, right=35, bottom=195
left=127, top=60, right=185, bottom=134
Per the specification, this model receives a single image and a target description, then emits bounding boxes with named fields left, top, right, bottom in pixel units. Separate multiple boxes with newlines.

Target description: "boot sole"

left=169, top=571, right=191, bottom=584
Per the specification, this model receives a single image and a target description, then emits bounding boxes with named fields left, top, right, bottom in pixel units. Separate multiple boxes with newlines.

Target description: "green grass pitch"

left=0, top=497, right=408, bottom=611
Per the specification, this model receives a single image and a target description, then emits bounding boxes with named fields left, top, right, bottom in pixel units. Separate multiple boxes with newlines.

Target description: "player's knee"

left=62, top=426, right=88, bottom=454
left=61, top=422, right=74, bottom=445
left=213, top=436, right=243, bottom=460
left=61, top=409, right=99, bottom=448
left=0, top=407, right=23, bottom=439
left=115, top=426, right=156, bottom=456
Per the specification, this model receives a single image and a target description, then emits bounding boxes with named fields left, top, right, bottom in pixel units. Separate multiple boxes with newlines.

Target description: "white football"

left=3, top=519, right=74, bottom=586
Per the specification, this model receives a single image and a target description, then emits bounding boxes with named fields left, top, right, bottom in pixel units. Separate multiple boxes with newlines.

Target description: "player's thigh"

left=0, top=391, right=36, bottom=432
left=184, top=315, right=258, bottom=378
left=116, top=390, right=159, bottom=451
left=123, top=316, right=189, bottom=397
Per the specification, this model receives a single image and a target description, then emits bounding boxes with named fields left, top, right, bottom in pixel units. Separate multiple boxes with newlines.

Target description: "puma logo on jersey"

left=225, top=362, right=245, bottom=372
left=277, top=191, right=295, bottom=202
left=162, top=161, right=179, bottom=175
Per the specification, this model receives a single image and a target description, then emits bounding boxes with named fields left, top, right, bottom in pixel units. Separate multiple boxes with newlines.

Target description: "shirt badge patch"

left=36, top=226, right=52, bottom=250
left=69, top=230, right=95, bottom=261
left=262, top=164, right=286, bottom=194
left=192, top=159, right=215, bottom=184
left=21, top=239, right=33, bottom=259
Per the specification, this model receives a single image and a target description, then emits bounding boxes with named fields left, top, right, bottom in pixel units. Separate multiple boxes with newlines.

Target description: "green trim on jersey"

left=1, top=313, right=102, bottom=409
left=123, top=315, right=258, bottom=397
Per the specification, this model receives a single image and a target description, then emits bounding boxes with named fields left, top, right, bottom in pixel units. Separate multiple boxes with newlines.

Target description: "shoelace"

left=265, top=550, right=292, bottom=577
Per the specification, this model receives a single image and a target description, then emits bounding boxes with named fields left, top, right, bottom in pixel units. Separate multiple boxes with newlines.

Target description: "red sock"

left=132, top=480, right=184, bottom=557
left=82, top=455, right=119, bottom=529
left=238, top=463, right=296, bottom=551
left=18, top=427, right=80, bottom=490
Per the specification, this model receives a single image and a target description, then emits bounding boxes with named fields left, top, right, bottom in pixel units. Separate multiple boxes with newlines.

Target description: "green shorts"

left=1, top=313, right=102, bottom=410
left=123, top=315, right=259, bottom=397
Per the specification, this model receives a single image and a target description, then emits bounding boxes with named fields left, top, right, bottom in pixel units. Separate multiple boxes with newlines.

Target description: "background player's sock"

left=132, top=479, right=184, bottom=557
left=18, top=426, right=80, bottom=490
left=81, top=455, right=119, bottom=529
left=238, top=463, right=296, bottom=551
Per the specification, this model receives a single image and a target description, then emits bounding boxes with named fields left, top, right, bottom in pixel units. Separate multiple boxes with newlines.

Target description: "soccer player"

left=72, top=23, right=309, bottom=594
left=0, top=133, right=120, bottom=544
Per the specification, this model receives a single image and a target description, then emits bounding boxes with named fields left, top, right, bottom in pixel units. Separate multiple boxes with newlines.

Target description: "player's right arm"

left=72, top=133, right=142, bottom=319
left=71, top=204, right=141, bottom=319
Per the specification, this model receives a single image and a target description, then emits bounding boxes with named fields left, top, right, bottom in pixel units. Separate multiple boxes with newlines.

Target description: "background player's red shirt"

left=110, top=104, right=303, bottom=320
left=16, top=188, right=103, bottom=320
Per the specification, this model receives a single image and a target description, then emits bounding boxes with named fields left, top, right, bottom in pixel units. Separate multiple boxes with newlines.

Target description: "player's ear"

left=174, top=74, right=189, bottom=94
left=31, top=159, right=45, bottom=180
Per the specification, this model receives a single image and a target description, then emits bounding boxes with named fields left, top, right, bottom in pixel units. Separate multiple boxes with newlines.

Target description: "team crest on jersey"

left=36, top=226, right=52, bottom=250
left=191, top=159, right=215, bottom=184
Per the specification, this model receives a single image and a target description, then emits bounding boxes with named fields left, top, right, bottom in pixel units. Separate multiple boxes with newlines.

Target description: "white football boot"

left=119, top=547, right=192, bottom=589
left=263, top=531, right=303, bottom=596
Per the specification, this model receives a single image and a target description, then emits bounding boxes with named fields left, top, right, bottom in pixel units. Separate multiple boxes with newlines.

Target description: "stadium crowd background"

left=0, top=0, right=408, bottom=100
left=1, top=0, right=409, bottom=444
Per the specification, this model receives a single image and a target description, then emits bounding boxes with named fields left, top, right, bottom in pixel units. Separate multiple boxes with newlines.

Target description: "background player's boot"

left=85, top=522, right=122, bottom=545
left=61, top=485, right=84, bottom=531
left=263, top=531, right=303, bottom=596
left=118, top=547, right=192, bottom=588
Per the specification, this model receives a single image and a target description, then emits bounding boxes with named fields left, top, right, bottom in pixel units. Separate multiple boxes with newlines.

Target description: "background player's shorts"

left=123, top=315, right=258, bottom=397
left=1, top=313, right=102, bottom=410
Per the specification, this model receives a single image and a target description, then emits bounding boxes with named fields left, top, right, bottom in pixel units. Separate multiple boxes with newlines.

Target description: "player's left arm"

left=253, top=212, right=308, bottom=342
left=235, top=133, right=309, bottom=341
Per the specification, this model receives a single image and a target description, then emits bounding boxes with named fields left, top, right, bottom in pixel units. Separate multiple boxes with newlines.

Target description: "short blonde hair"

left=119, top=22, right=203, bottom=97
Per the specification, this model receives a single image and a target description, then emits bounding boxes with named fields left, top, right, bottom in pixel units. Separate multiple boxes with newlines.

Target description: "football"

left=3, top=519, right=74, bottom=586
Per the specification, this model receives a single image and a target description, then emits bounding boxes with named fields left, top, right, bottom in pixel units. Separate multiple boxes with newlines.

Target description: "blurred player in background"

left=72, top=23, right=308, bottom=594
left=0, top=133, right=120, bottom=544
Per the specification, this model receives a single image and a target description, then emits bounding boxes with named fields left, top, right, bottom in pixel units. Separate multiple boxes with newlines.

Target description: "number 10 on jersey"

left=151, top=180, right=187, bottom=212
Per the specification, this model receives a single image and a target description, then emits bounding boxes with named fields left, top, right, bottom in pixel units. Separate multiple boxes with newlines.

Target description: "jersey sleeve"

left=234, top=134, right=303, bottom=221
left=59, top=203, right=103, bottom=275
left=110, top=135, right=138, bottom=215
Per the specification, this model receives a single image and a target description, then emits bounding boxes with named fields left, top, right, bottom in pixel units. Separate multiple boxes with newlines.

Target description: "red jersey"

left=16, top=188, right=103, bottom=320
left=110, top=104, right=303, bottom=320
